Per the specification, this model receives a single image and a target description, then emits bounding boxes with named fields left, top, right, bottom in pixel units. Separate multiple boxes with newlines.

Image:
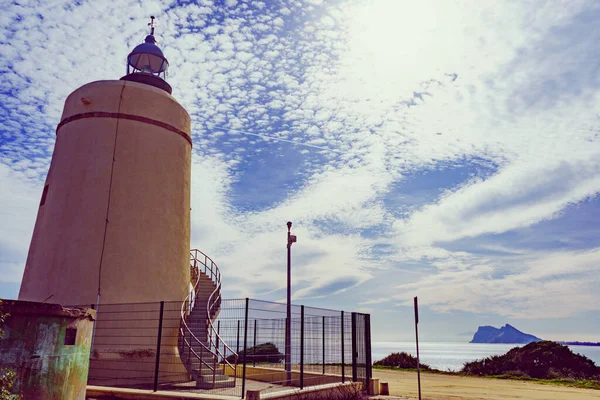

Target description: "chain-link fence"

left=84, top=298, right=371, bottom=398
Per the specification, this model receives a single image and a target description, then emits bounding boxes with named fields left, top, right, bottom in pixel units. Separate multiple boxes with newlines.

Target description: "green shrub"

left=374, top=352, right=431, bottom=370
left=226, top=342, right=284, bottom=364
left=461, top=341, right=600, bottom=380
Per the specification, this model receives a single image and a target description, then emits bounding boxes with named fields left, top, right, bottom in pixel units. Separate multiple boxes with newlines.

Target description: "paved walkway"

left=87, top=381, right=359, bottom=400
left=87, top=379, right=281, bottom=399
left=160, top=379, right=282, bottom=397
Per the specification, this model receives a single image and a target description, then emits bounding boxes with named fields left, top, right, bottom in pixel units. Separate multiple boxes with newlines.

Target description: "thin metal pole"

left=414, top=296, right=422, bottom=400
left=322, top=316, right=325, bottom=375
left=217, top=320, right=221, bottom=361
left=237, top=320, right=240, bottom=354
left=285, top=222, right=292, bottom=384
left=300, top=305, right=304, bottom=389
left=209, top=317, right=213, bottom=349
left=188, top=324, right=192, bottom=375
left=365, top=314, right=372, bottom=383
left=253, top=319, right=257, bottom=367
left=351, top=312, right=357, bottom=382
left=153, top=301, right=164, bottom=392
left=212, top=353, right=216, bottom=390
left=90, top=294, right=100, bottom=355
left=341, top=310, right=345, bottom=383
left=242, top=298, right=249, bottom=398
left=89, top=303, right=97, bottom=363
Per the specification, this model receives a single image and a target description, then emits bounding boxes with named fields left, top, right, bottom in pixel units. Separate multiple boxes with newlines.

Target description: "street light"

left=285, top=221, right=297, bottom=384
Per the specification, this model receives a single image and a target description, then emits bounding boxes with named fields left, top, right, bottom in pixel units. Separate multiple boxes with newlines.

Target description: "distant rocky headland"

left=470, top=324, right=541, bottom=344
left=470, top=324, right=600, bottom=346
left=559, top=341, right=600, bottom=347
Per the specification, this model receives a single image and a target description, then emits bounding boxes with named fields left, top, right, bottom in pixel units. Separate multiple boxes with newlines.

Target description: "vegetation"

left=374, top=342, right=600, bottom=391
left=0, top=370, right=18, bottom=400
left=0, top=300, right=20, bottom=400
left=374, top=351, right=432, bottom=371
left=490, top=375, right=600, bottom=390
left=461, top=341, right=600, bottom=380
left=226, top=342, right=284, bottom=364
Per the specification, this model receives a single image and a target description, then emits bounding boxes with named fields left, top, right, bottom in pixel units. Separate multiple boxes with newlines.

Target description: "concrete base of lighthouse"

left=88, top=304, right=189, bottom=387
left=88, top=350, right=188, bottom=388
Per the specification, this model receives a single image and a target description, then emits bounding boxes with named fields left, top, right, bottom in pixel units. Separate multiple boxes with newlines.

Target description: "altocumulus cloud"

left=1, top=0, right=600, bottom=337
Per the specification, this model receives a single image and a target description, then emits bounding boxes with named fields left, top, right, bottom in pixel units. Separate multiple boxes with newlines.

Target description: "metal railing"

left=179, top=249, right=238, bottom=388
left=84, top=298, right=371, bottom=398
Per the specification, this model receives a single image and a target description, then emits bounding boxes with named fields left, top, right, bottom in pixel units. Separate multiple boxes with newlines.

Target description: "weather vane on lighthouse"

left=148, top=15, right=156, bottom=36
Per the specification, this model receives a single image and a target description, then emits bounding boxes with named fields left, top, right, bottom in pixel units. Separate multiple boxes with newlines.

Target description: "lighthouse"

left=19, top=17, right=191, bottom=308
left=11, top=19, right=242, bottom=389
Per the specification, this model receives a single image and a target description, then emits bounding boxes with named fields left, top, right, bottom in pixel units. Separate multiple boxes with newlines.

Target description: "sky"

left=1, top=0, right=599, bottom=343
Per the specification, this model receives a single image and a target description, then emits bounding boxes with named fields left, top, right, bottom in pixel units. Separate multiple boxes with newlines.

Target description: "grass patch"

left=372, top=365, right=455, bottom=375
left=488, top=375, right=600, bottom=390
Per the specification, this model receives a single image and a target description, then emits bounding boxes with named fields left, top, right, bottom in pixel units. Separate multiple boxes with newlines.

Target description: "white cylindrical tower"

left=19, top=78, right=191, bottom=306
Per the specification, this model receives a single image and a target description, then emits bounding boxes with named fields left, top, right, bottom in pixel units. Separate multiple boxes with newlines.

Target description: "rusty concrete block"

left=380, top=381, right=390, bottom=395
left=0, top=300, right=95, bottom=400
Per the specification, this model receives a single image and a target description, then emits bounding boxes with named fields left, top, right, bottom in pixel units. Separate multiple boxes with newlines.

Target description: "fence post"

left=217, top=320, right=221, bottom=360
left=341, top=310, right=345, bottom=383
left=90, top=303, right=98, bottom=360
left=237, top=320, right=240, bottom=354
left=253, top=319, right=257, bottom=367
left=209, top=318, right=213, bottom=348
left=322, top=316, right=325, bottom=375
left=351, top=312, right=357, bottom=382
left=365, top=314, right=372, bottom=383
left=153, top=301, right=164, bottom=392
left=300, top=305, right=304, bottom=389
left=242, top=298, right=249, bottom=399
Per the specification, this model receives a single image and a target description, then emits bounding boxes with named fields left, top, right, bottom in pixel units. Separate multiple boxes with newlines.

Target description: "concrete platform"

left=87, top=385, right=239, bottom=399
left=87, top=381, right=361, bottom=400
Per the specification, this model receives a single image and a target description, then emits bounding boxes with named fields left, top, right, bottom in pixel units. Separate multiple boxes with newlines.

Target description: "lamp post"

left=285, top=221, right=297, bottom=384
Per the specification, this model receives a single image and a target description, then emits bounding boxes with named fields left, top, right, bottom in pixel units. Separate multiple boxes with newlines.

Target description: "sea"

left=372, top=342, right=600, bottom=372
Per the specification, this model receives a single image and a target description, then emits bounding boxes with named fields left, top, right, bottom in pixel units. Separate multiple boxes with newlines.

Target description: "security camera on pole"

left=285, top=221, right=297, bottom=384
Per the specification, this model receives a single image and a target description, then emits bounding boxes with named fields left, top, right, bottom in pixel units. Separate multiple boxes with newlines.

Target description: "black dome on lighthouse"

left=128, top=34, right=169, bottom=74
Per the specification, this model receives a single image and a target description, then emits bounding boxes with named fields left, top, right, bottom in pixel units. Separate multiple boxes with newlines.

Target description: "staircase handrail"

left=181, top=249, right=238, bottom=382
left=180, top=250, right=216, bottom=374
left=206, top=280, right=237, bottom=371
left=192, top=249, right=239, bottom=375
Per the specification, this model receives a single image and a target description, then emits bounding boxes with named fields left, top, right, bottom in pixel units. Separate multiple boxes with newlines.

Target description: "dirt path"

left=373, top=370, right=600, bottom=400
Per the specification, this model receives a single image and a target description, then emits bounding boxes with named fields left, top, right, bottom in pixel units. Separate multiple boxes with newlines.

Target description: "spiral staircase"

left=179, top=249, right=238, bottom=389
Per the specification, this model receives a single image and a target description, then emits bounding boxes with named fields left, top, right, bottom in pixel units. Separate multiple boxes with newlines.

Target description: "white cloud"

left=0, top=164, right=41, bottom=283
left=392, top=247, right=600, bottom=319
left=394, top=157, right=600, bottom=248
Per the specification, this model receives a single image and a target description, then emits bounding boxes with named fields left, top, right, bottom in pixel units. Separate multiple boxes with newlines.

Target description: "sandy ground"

left=373, top=369, right=600, bottom=400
